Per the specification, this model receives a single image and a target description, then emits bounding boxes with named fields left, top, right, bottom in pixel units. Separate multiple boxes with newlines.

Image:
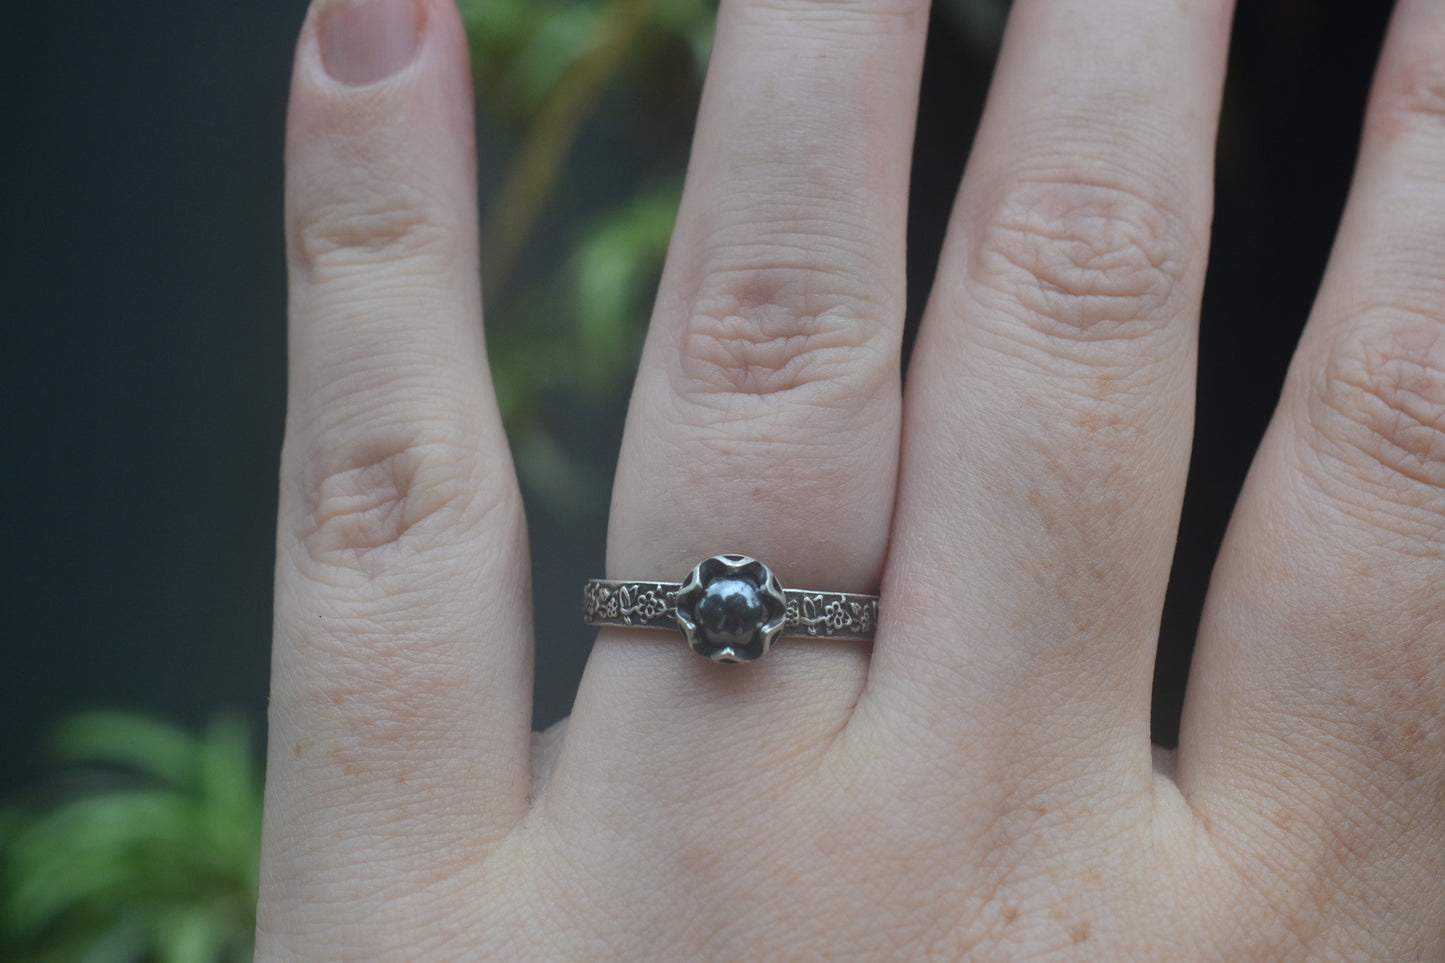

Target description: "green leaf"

left=2, top=711, right=262, bottom=962
left=156, top=906, right=227, bottom=963
left=4, top=791, right=194, bottom=936
left=54, top=915, right=149, bottom=963
left=48, top=712, right=200, bottom=789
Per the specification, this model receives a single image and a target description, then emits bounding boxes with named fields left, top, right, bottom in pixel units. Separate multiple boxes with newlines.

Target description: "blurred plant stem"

left=479, top=0, right=668, bottom=300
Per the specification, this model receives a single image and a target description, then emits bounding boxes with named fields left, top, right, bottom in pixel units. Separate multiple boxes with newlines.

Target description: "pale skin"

left=256, top=0, right=1445, bottom=957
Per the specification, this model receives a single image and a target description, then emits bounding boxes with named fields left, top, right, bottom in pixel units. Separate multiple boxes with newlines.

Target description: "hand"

left=256, top=0, right=1445, bottom=957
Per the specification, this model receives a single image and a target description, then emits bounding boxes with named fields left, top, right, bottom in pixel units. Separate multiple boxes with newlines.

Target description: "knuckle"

left=676, top=260, right=894, bottom=400
left=965, top=177, right=1194, bottom=352
left=290, top=185, right=458, bottom=278
left=1304, top=314, right=1445, bottom=501
left=288, top=423, right=512, bottom=579
left=1368, top=41, right=1445, bottom=137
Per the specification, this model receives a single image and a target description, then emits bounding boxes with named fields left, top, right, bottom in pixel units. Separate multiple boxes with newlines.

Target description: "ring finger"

left=549, top=0, right=930, bottom=798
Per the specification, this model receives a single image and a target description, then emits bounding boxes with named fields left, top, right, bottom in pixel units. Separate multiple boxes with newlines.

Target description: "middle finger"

left=871, top=0, right=1233, bottom=800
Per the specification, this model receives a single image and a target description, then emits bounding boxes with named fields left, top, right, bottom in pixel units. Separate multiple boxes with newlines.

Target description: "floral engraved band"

left=583, top=554, right=879, bottom=663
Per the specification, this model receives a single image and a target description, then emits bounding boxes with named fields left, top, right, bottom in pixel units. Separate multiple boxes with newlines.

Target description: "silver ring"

left=583, top=554, right=878, bottom=663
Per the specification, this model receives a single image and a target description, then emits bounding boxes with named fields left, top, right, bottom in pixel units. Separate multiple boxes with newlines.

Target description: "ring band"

left=583, top=554, right=878, bottom=663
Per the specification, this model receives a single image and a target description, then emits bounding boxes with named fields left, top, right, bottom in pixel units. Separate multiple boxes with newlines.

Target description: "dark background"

left=1, top=0, right=1393, bottom=792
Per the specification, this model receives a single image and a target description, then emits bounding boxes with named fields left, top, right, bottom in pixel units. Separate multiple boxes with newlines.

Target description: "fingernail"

left=319, top=0, right=422, bottom=86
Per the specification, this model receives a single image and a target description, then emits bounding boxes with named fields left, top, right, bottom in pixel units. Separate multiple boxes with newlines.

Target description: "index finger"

left=258, top=0, right=533, bottom=954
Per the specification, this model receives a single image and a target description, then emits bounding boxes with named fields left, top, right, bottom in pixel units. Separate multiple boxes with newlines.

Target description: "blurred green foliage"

left=0, top=713, right=261, bottom=962
left=457, top=0, right=715, bottom=508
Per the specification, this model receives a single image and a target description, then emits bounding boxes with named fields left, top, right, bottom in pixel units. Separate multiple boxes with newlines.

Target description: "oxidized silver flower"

left=673, top=555, right=788, bottom=663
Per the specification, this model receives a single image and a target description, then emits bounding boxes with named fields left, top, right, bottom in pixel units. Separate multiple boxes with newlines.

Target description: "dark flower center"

left=696, top=578, right=765, bottom=646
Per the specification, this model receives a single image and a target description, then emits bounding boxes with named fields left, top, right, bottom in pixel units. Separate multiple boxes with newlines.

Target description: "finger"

left=556, top=0, right=928, bottom=787
left=866, top=0, right=1231, bottom=794
left=1179, top=2, right=1445, bottom=947
left=258, top=0, right=532, bottom=954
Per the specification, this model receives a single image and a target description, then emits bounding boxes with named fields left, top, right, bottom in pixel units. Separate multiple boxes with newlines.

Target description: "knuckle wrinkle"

left=291, top=431, right=503, bottom=578
left=1309, top=318, right=1445, bottom=494
left=968, top=178, right=1193, bottom=343
left=679, top=267, right=890, bottom=398
left=291, top=187, right=455, bottom=276
left=1370, top=55, right=1445, bottom=135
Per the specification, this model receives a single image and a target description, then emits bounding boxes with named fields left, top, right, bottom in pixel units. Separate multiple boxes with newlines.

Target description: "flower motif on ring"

left=673, top=555, right=788, bottom=663
left=635, top=590, right=668, bottom=621
left=824, top=600, right=852, bottom=632
left=854, top=601, right=875, bottom=634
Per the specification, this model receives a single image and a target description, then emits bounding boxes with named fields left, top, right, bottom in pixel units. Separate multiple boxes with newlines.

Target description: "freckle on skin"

left=1002, top=906, right=1019, bottom=924
left=1071, top=922, right=1091, bottom=944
